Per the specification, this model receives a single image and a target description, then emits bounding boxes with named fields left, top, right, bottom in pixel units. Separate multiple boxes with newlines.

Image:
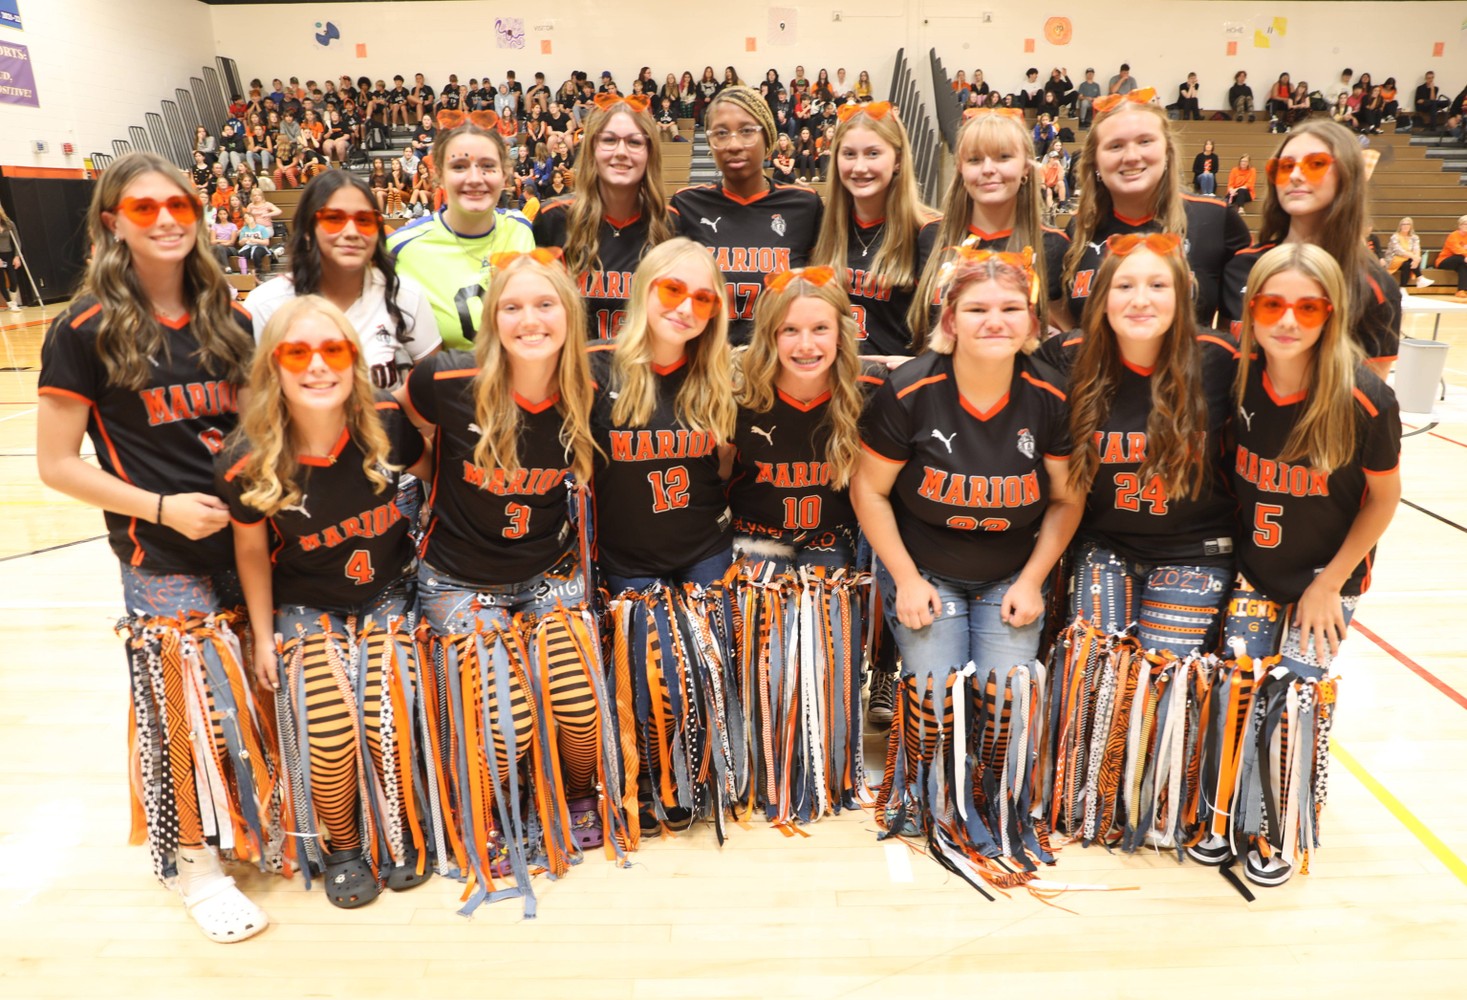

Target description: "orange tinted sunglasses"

left=962, top=107, right=1025, bottom=122
left=436, top=109, right=501, bottom=131
left=314, top=208, right=380, bottom=235
left=1248, top=294, right=1334, bottom=328
left=1091, top=87, right=1158, bottom=115
left=116, top=195, right=198, bottom=227
left=836, top=100, right=892, bottom=123
left=1265, top=152, right=1334, bottom=185
left=273, top=338, right=358, bottom=373
left=765, top=266, right=838, bottom=293
left=593, top=93, right=651, bottom=114
left=490, top=247, right=565, bottom=269
left=651, top=277, right=721, bottom=320
left=1106, top=232, right=1182, bottom=257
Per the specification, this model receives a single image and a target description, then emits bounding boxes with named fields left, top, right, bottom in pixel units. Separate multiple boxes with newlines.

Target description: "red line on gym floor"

left=1402, top=421, right=1467, bottom=450
left=1353, top=618, right=1467, bottom=712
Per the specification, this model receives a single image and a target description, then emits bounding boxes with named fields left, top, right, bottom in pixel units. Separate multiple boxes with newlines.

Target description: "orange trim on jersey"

left=855, top=216, right=887, bottom=229
left=37, top=386, right=94, bottom=406
left=298, top=426, right=351, bottom=466
left=896, top=373, right=947, bottom=399
left=1365, top=275, right=1386, bottom=305
left=1363, top=463, right=1399, bottom=477
left=70, top=303, right=103, bottom=329
left=223, top=454, right=252, bottom=483
left=433, top=367, right=480, bottom=380
left=860, top=440, right=905, bottom=464
left=587, top=342, right=617, bottom=353
left=1370, top=354, right=1398, bottom=364
left=857, top=374, right=885, bottom=387
left=959, top=391, right=1008, bottom=421
left=968, top=225, right=1014, bottom=242
left=720, top=185, right=772, bottom=207
left=374, top=399, right=400, bottom=411
left=399, top=389, right=430, bottom=428
left=1021, top=370, right=1066, bottom=401
left=1043, top=452, right=1071, bottom=461
left=776, top=388, right=830, bottom=412
left=1352, top=387, right=1380, bottom=418
left=1180, top=194, right=1217, bottom=207
left=228, top=514, right=263, bottom=529
left=651, top=355, right=687, bottom=376
left=231, top=301, right=253, bottom=321
left=1061, top=335, right=1082, bottom=348
left=0, top=165, right=86, bottom=179
left=515, top=391, right=561, bottom=414
left=156, top=312, right=191, bottom=330
left=1197, top=333, right=1240, bottom=358
left=1262, top=370, right=1305, bottom=406
left=1113, top=211, right=1155, bottom=227
left=1042, top=225, right=1071, bottom=241
left=85, top=406, right=144, bottom=565
left=1121, top=358, right=1155, bottom=377
left=605, top=212, right=642, bottom=229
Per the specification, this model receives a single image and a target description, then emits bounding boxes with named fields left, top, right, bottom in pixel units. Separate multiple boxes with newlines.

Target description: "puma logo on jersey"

left=701, top=216, right=721, bottom=233
left=931, top=429, right=956, bottom=453
left=1237, top=406, right=1254, bottom=432
left=1017, top=428, right=1035, bottom=460
left=1088, top=241, right=1107, bottom=255
left=282, top=496, right=311, bottom=518
left=750, top=425, right=776, bottom=446
left=468, top=422, right=483, bottom=435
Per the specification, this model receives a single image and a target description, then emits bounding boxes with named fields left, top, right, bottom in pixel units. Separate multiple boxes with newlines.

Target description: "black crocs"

left=323, top=849, right=381, bottom=909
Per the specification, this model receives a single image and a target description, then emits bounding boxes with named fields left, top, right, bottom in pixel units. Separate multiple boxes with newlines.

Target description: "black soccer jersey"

left=217, top=395, right=424, bottom=611
left=1034, top=332, right=1240, bottom=566
left=669, top=182, right=824, bottom=345
left=860, top=352, right=1071, bottom=584
left=1218, top=242, right=1401, bottom=363
left=588, top=345, right=729, bottom=576
left=532, top=197, right=657, bottom=339
left=38, top=297, right=251, bottom=574
left=1064, top=195, right=1251, bottom=327
left=845, top=217, right=941, bottom=356
left=406, top=351, right=574, bottom=586
left=963, top=224, right=1072, bottom=307
left=1231, top=363, right=1400, bottom=603
left=728, top=364, right=887, bottom=541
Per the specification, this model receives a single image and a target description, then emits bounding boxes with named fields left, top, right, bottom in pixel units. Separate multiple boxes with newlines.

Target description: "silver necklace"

left=853, top=221, right=884, bottom=258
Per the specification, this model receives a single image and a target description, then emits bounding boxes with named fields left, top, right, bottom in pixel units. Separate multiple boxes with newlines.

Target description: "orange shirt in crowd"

left=1228, top=165, right=1256, bottom=197
left=1436, top=230, right=1467, bottom=266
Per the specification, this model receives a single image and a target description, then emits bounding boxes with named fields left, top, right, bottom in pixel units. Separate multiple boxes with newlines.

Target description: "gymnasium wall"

left=0, top=0, right=216, bottom=171
left=207, top=1, right=1467, bottom=113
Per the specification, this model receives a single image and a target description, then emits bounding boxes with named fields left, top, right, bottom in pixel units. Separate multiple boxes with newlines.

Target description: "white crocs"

left=180, top=874, right=269, bottom=943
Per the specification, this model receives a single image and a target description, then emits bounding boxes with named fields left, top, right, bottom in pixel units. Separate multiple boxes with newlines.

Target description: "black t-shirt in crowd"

left=532, top=197, right=659, bottom=339
left=845, top=216, right=942, bottom=357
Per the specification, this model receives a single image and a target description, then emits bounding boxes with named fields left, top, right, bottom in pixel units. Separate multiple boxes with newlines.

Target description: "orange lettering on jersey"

left=1234, top=445, right=1330, bottom=497
left=138, top=380, right=238, bottom=426
left=608, top=429, right=719, bottom=462
left=1095, top=431, right=1149, bottom=464
left=917, top=467, right=1042, bottom=508
left=296, top=501, right=405, bottom=551
left=846, top=267, right=892, bottom=301
left=1072, top=270, right=1094, bottom=299
left=461, top=461, right=567, bottom=494
left=754, top=461, right=832, bottom=488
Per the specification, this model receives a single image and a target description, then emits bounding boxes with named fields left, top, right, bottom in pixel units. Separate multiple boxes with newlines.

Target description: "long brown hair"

left=84, top=152, right=251, bottom=390
left=564, top=105, right=673, bottom=275
left=1066, top=248, right=1209, bottom=500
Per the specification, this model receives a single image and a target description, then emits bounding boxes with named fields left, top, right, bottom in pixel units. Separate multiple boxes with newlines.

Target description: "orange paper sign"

left=746, top=36, right=757, bottom=51
left=1227, top=41, right=1237, bottom=56
left=1433, top=42, right=1445, bottom=57
left=1024, top=38, right=1035, bottom=53
left=355, top=43, right=367, bottom=58
left=541, top=39, right=552, bottom=55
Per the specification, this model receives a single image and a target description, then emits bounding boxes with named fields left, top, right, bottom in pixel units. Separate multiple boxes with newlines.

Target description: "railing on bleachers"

left=887, top=48, right=942, bottom=204
left=928, top=49, right=961, bottom=154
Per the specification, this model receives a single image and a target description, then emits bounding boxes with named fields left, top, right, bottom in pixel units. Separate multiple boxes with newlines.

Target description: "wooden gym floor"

left=1, top=302, right=1465, bottom=999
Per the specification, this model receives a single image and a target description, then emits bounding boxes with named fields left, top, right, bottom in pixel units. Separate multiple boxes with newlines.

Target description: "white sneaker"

left=7, top=301, right=19, bottom=312
left=1417, top=277, right=1434, bottom=288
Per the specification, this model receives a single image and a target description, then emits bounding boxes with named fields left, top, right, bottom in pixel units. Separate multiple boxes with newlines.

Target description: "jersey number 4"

left=648, top=467, right=690, bottom=512
left=1114, top=472, right=1169, bottom=515
left=345, top=549, right=376, bottom=586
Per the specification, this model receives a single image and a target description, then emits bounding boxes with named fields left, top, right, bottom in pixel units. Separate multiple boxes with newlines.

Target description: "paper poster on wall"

left=1271, top=17, right=1287, bottom=37
left=541, top=40, right=552, bottom=55
left=1024, top=37, right=1035, bottom=53
left=0, top=40, right=39, bottom=107
left=0, top=1, right=22, bottom=31
left=1433, top=41, right=1445, bottom=57
left=495, top=17, right=525, bottom=49
left=314, top=21, right=340, bottom=47
left=1223, top=21, right=1245, bottom=38
left=1044, top=18, right=1072, bottom=46
left=746, top=37, right=757, bottom=52
left=768, top=9, right=797, bottom=46
left=1253, top=29, right=1270, bottom=49
left=355, top=43, right=367, bottom=58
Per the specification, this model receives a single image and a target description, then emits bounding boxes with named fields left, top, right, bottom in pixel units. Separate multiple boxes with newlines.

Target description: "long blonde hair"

left=736, top=277, right=862, bottom=489
left=1063, top=103, right=1186, bottom=291
left=610, top=238, right=735, bottom=439
left=84, top=151, right=251, bottom=390
left=1236, top=243, right=1361, bottom=474
left=565, top=106, right=673, bottom=275
left=235, top=295, right=393, bottom=515
left=812, top=107, right=934, bottom=297
left=470, top=256, right=598, bottom=483
left=913, top=113, right=1048, bottom=339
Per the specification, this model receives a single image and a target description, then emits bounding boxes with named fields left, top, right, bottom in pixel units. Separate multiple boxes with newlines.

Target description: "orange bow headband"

left=437, top=109, right=501, bottom=130
left=962, top=107, right=1025, bottom=122
left=1105, top=232, right=1182, bottom=257
left=1091, top=87, right=1157, bottom=115
left=938, top=246, right=1040, bottom=304
left=836, top=100, right=893, bottom=123
left=489, top=247, right=565, bottom=269
left=764, top=266, right=837, bottom=292
left=593, top=93, right=651, bottom=114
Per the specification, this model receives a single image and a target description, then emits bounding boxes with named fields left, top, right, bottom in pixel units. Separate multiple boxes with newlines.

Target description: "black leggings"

left=1438, top=254, right=1467, bottom=288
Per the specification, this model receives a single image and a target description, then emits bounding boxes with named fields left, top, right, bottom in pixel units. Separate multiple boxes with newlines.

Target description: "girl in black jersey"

left=1220, top=121, right=1400, bottom=376
left=1040, top=234, right=1238, bottom=653
left=220, top=297, right=435, bottom=910
left=729, top=268, right=883, bottom=824
left=916, top=110, right=1072, bottom=338
left=1223, top=243, right=1400, bottom=886
left=533, top=94, right=675, bottom=339
left=1063, top=91, right=1250, bottom=327
left=810, top=101, right=941, bottom=359
left=36, top=152, right=271, bottom=942
left=671, top=85, right=823, bottom=345
left=405, top=251, right=618, bottom=909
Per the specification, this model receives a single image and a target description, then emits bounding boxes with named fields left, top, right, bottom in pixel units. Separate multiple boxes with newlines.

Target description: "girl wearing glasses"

left=406, top=250, right=619, bottom=906
left=917, top=111, right=1071, bottom=341
left=590, top=238, right=738, bottom=836
left=728, top=267, right=885, bottom=825
left=1220, top=121, right=1400, bottom=377
left=533, top=95, right=675, bottom=339
left=1062, top=90, right=1250, bottom=327
left=36, top=152, right=273, bottom=942
left=810, top=101, right=941, bottom=359
left=671, top=85, right=823, bottom=345
left=247, top=172, right=439, bottom=396
left=387, top=111, right=535, bottom=350
left=1036, top=233, right=1238, bottom=654
left=218, top=296, right=435, bottom=910
left=1222, top=242, right=1400, bottom=887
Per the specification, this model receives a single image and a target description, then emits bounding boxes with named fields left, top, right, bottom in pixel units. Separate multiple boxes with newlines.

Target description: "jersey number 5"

left=1253, top=504, right=1284, bottom=549
left=648, top=467, right=690, bottom=512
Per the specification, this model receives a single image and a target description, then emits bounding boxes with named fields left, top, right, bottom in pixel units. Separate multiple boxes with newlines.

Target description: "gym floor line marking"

left=1352, top=618, right=1467, bottom=713
left=1402, top=498, right=1467, bottom=535
left=0, top=407, right=35, bottom=423
left=0, top=534, right=106, bottom=563
left=1331, top=739, right=1467, bottom=888
left=1401, top=421, right=1438, bottom=439
left=1403, top=421, right=1467, bottom=450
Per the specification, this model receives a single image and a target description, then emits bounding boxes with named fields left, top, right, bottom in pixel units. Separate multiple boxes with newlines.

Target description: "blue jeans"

left=1070, top=542, right=1230, bottom=654
left=119, top=563, right=241, bottom=617
left=733, top=529, right=855, bottom=576
left=1197, top=171, right=1216, bottom=195
left=418, top=549, right=585, bottom=634
left=1223, top=574, right=1358, bottom=680
left=874, top=562, right=1043, bottom=684
left=603, top=545, right=733, bottom=595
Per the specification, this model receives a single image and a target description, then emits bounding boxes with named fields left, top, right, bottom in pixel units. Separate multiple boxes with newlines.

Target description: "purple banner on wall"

left=0, top=2, right=20, bottom=32
left=0, top=40, right=37, bottom=107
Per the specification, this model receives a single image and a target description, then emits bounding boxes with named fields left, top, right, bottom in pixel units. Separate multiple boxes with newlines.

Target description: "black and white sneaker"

left=1244, top=848, right=1294, bottom=887
left=866, top=673, right=898, bottom=729
left=1187, top=833, right=1232, bottom=866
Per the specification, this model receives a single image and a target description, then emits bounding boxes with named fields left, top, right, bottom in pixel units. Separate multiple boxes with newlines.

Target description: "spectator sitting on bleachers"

left=1108, top=63, right=1138, bottom=95
left=1226, top=153, right=1256, bottom=213
left=388, top=75, right=411, bottom=127
left=1019, top=67, right=1044, bottom=109
left=1384, top=217, right=1424, bottom=287
left=770, top=134, right=797, bottom=184
left=245, top=186, right=280, bottom=228
left=1415, top=71, right=1450, bottom=129
left=1333, top=92, right=1359, bottom=130
left=1267, top=72, right=1293, bottom=127
left=1192, top=139, right=1219, bottom=196
left=194, top=125, right=217, bottom=167
left=1173, top=73, right=1202, bottom=121
left=209, top=211, right=239, bottom=272
left=1046, top=68, right=1075, bottom=117
left=1381, top=78, right=1400, bottom=120
left=1032, top=114, right=1058, bottom=155
left=1435, top=215, right=1467, bottom=297
left=512, top=142, right=535, bottom=204
left=1076, top=68, right=1101, bottom=127
left=1229, top=70, right=1256, bottom=122
left=655, top=97, right=679, bottom=141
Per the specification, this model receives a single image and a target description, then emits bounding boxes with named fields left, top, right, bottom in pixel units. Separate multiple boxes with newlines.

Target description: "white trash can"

left=1394, top=338, right=1449, bottom=413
